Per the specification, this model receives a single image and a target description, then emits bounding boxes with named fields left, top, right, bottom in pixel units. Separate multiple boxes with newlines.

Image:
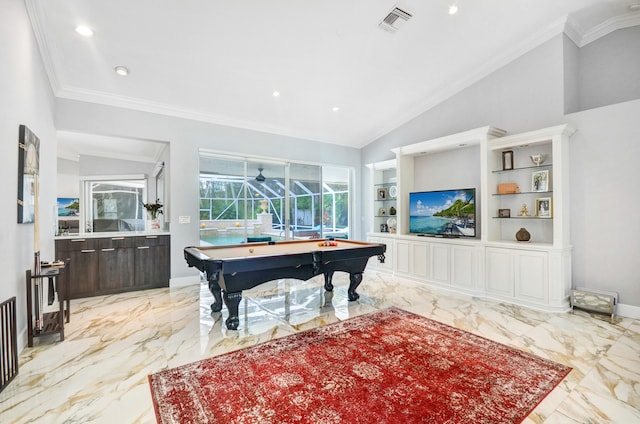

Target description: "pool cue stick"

left=33, top=173, right=43, bottom=331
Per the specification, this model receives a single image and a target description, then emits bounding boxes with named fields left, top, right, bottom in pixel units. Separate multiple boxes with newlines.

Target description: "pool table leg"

left=323, top=271, right=335, bottom=292
left=223, top=291, right=242, bottom=330
left=348, top=272, right=363, bottom=301
left=208, top=277, right=223, bottom=313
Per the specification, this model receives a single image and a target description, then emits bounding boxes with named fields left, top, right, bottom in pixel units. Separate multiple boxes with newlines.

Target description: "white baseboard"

left=169, top=275, right=201, bottom=288
left=616, top=303, right=640, bottom=320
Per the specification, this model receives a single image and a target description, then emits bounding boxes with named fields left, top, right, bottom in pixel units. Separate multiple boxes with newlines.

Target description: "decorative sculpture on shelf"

left=518, top=203, right=530, bottom=217
left=529, top=154, right=547, bottom=167
left=516, top=228, right=531, bottom=241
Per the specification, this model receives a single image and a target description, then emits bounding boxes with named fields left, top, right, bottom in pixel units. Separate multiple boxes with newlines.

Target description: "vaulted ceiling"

left=28, top=0, right=640, bottom=151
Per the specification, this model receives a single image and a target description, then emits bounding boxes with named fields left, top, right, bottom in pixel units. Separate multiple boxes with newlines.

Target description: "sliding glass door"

left=198, top=152, right=351, bottom=246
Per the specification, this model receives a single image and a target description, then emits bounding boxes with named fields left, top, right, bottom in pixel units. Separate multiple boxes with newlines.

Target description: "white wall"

left=572, top=26, right=640, bottom=112
left=57, top=157, right=80, bottom=197
left=0, top=0, right=57, bottom=349
left=566, top=99, right=640, bottom=310
left=361, top=32, right=640, bottom=309
left=54, top=99, right=362, bottom=283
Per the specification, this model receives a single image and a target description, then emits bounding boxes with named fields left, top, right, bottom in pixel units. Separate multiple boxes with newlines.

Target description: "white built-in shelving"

left=366, top=124, right=575, bottom=312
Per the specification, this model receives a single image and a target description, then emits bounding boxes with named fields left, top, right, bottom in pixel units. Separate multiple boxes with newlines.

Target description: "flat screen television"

left=409, top=188, right=476, bottom=237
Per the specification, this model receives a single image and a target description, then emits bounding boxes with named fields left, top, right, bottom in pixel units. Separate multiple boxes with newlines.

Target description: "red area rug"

left=148, top=307, right=570, bottom=423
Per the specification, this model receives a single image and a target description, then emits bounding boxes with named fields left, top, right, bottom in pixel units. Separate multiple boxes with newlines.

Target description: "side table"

left=26, top=261, right=70, bottom=347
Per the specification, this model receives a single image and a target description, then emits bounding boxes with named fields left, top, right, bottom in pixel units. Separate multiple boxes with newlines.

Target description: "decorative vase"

left=389, top=206, right=396, bottom=215
left=515, top=227, right=530, bottom=241
left=147, top=218, right=161, bottom=231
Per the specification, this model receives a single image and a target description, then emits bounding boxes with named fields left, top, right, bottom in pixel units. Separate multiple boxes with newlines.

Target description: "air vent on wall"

left=379, top=7, right=412, bottom=33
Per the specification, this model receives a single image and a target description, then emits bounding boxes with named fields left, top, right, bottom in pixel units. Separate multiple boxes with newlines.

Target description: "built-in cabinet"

left=55, top=234, right=170, bottom=299
left=367, top=159, right=397, bottom=234
left=366, top=124, right=575, bottom=312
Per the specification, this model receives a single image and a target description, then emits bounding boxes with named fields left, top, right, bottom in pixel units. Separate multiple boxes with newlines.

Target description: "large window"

left=199, top=153, right=352, bottom=246
left=81, top=175, right=147, bottom=232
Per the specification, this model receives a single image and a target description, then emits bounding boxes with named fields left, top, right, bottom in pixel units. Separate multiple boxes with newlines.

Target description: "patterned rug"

left=148, top=307, right=571, bottom=423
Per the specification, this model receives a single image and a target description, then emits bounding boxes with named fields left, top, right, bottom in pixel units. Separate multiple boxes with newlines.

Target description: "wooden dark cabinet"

left=99, top=237, right=135, bottom=292
left=55, top=235, right=170, bottom=299
left=56, top=238, right=99, bottom=298
left=134, top=235, right=170, bottom=289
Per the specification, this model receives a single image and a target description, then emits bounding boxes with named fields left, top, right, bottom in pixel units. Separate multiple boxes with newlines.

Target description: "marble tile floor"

left=1, top=271, right=639, bottom=423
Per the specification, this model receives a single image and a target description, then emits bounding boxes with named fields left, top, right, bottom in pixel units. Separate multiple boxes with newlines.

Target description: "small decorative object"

left=498, top=209, right=510, bottom=218
left=498, top=183, right=519, bottom=194
left=259, top=199, right=268, bottom=214
left=531, top=170, right=549, bottom=192
left=386, top=217, right=397, bottom=234
left=389, top=206, right=396, bottom=215
left=144, top=198, right=164, bottom=219
left=501, top=150, right=514, bottom=170
left=529, top=154, right=547, bottom=167
left=518, top=203, right=530, bottom=217
left=379, top=207, right=386, bottom=216
left=377, top=188, right=388, bottom=200
left=535, top=197, right=552, bottom=218
left=516, top=228, right=531, bottom=241
left=380, top=223, right=388, bottom=232
left=235, top=222, right=241, bottom=227
left=388, top=186, right=398, bottom=199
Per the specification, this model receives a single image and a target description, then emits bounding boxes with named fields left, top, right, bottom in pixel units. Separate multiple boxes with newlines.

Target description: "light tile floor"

left=1, top=271, right=638, bottom=423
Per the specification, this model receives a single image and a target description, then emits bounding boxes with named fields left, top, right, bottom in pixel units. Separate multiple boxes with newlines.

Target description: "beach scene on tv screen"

left=409, top=189, right=475, bottom=236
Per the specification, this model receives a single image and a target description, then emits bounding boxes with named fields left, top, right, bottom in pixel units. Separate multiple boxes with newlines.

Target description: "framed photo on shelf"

left=498, top=208, right=511, bottom=218
left=535, top=197, right=552, bottom=218
left=502, top=150, right=514, bottom=171
left=532, top=170, right=549, bottom=192
left=377, top=187, right=388, bottom=200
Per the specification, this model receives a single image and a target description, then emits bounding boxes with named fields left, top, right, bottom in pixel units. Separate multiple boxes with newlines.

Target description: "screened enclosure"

left=199, top=153, right=351, bottom=246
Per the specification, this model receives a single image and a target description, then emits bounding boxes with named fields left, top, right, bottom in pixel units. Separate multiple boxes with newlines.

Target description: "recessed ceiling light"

left=75, top=25, right=94, bottom=37
left=332, top=106, right=340, bottom=112
left=448, top=4, right=458, bottom=15
left=114, top=66, right=129, bottom=76
left=272, top=91, right=280, bottom=97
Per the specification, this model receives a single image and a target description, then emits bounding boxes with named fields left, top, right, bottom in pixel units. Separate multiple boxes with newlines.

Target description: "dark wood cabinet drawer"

left=57, top=238, right=99, bottom=252
left=98, top=237, right=134, bottom=249
left=134, top=235, right=169, bottom=247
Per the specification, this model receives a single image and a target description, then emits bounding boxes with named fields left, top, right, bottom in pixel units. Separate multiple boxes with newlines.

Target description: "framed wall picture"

left=17, top=125, right=40, bottom=223
left=532, top=170, right=549, bottom=192
left=376, top=187, right=388, bottom=200
left=501, top=150, right=514, bottom=171
left=498, top=208, right=511, bottom=218
left=535, top=197, right=552, bottom=218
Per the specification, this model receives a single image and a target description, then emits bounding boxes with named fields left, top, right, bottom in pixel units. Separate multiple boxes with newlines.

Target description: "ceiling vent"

left=379, top=7, right=412, bottom=33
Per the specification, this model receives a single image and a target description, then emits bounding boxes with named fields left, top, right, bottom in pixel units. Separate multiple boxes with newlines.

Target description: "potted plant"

left=143, top=198, right=163, bottom=230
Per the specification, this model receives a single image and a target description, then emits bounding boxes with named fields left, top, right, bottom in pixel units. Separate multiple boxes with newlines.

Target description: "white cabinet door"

left=395, top=240, right=410, bottom=274
left=515, top=250, right=548, bottom=303
left=430, top=244, right=449, bottom=284
left=367, top=236, right=394, bottom=272
left=411, top=241, right=428, bottom=278
left=486, top=247, right=514, bottom=297
left=451, top=245, right=475, bottom=289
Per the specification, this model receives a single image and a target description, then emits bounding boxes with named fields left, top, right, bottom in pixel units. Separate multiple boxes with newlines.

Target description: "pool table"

left=184, top=239, right=386, bottom=330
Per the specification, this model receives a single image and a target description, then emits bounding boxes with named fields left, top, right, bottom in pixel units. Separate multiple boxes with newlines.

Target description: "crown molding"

left=55, top=86, right=354, bottom=147
left=24, top=0, right=61, bottom=93
left=565, top=12, right=640, bottom=47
